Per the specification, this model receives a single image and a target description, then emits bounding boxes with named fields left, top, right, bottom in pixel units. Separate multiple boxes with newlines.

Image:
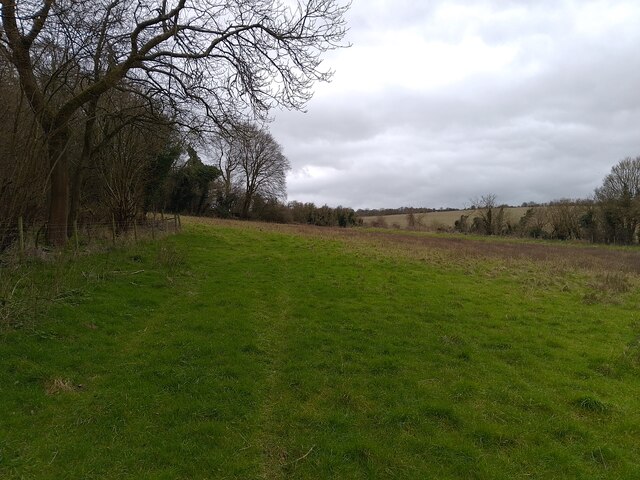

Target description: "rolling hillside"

left=359, top=207, right=532, bottom=230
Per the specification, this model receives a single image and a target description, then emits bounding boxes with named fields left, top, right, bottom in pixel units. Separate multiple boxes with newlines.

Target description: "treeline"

left=287, top=202, right=360, bottom=227
left=452, top=198, right=594, bottom=239
left=0, top=64, right=290, bottom=250
left=0, top=60, right=355, bottom=250
left=453, top=157, right=640, bottom=245
left=0, top=0, right=348, bottom=249
left=359, top=202, right=541, bottom=218
left=151, top=124, right=291, bottom=220
left=0, top=60, right=185, bottom=249
left=356, top=206, right=459, bottom=217
left=213, top=198, right=360, bottom=228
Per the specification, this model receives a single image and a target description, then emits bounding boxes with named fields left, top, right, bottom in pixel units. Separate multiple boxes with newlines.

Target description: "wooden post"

left=18, top=216, right=24, bottom=257
left=177, top=213, right=182, bottom=230
left=151, top=215, right=156, bottom=240
left=160, top=210, right=165, bottom=221
left=133, top=219, right=138, bottom=243
left=165, top=218, right=169, bottom=235
left=73, top=220, right=79, bottom=251
left=111, top=214, right=116, bottom=245
left=174, top=215, right=178, bottom=232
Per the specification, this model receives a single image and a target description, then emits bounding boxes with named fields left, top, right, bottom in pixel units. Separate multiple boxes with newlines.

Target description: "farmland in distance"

left=359, top=207, right=531, bottom=230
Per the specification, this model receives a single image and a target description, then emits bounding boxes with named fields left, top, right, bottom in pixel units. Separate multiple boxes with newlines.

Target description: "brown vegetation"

left=186, top=216, right=640, bottom=275
left=44, top=378, right=78, bottom=395
left=361, top=208, right=531, bottom=231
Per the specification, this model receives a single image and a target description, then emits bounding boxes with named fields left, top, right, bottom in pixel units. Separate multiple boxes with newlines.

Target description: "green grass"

left=2, top=220, right=640, bottom=478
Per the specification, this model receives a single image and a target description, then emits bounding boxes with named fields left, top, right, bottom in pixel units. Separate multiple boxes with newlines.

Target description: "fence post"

left=151, top=214, right=156, bottom=240
left=174, top=215, right=178, bottom=232
left=73, top=220, right=79, bottom=251
left=111, top=214, right=116, bottom=246
left=133, top=219, right=138, bottom=243
left=177, top=213, right=181, bottom=231
left=165, top=218, right=169, bottom=235
left=18, top=216, right=24, bottom=257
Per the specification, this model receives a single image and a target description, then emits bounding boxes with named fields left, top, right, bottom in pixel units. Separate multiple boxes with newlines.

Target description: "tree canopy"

left=0, top=0, right=349, bottom=244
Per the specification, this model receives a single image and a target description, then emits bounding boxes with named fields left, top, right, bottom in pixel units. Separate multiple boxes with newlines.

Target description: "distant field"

left=360, top=207, right=531, bottom=229
left=2, top=219, right=640, bottom=478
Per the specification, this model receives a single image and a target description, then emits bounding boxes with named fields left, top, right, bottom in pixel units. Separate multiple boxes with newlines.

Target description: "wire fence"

left=0, top=213, right=182, bottom=258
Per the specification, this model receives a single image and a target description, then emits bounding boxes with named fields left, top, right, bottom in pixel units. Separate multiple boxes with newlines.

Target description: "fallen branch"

left=286, top=445, right=315, bottom=466
left=110, top=270, right=145, bottom=275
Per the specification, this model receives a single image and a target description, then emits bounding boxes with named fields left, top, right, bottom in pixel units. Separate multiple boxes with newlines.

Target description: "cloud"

left=272, top=0, right=640, bottom=209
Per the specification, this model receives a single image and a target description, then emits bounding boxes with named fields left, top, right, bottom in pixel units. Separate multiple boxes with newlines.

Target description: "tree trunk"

left=241, top=192, right=252, bottom=219
left=196, top=190, right=207, bottom=215
left=69, top=99, right=98, bottom=228
left=47, top=131, right=70, bottom=246
left=68, top=162, right=83, bottom=231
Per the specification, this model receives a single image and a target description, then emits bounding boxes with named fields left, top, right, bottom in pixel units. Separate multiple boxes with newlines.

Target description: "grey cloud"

left=272, top=1, right=640, bottom=209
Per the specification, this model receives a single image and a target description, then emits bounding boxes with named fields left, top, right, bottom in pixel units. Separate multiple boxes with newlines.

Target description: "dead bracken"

left=44, top=378, right=79, bottom=395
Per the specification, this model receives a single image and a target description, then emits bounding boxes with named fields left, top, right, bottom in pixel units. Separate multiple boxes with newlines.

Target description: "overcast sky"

left=271, top=0, right=640, bottom=209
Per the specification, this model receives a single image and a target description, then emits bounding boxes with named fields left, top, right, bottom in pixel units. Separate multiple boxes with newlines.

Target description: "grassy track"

left=2, top=220, right=640, bottom=478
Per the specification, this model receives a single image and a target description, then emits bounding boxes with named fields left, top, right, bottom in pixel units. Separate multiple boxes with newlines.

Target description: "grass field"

left=2, top=219, right=640, bottom=478
left=359, top=207, right=531, bottom=230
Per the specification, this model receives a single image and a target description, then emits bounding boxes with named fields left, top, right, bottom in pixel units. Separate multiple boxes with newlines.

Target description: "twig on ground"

left=286, top=445, right=315, bottom=466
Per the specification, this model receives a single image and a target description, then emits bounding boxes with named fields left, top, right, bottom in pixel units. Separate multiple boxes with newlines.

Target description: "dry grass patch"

left=184, top=216, right=640, bottom=274
left=44, top=377, right=79, bottom=395
left=583, top=272, right=634, bottom=304
left=359, top=207, right=531, bottom=230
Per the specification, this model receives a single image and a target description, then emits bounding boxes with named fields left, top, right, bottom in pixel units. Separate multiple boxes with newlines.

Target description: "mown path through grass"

left=2, top=221, right=640, bottom=479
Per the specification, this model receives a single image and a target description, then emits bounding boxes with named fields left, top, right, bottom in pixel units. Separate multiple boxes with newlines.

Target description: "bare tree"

left=0, top=58, right=48, bottom=249
left=595, top=156, right=640, bottom=244
left=406, top=212, right=416, bottom=229
left=68, top=85, right=175, bottom=227
left=96, top=109, right=172, bottom=230
left=209, top=128, right=241, bottom=212
left=234, top=124, right=291, bottom=218
left=547, top=199, right=584, bottom=240
left=0, top=0, right=349, bottom=244
left=469, top=194, right=506, bottom=235
left=517, top=206, right=548, bottom=238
